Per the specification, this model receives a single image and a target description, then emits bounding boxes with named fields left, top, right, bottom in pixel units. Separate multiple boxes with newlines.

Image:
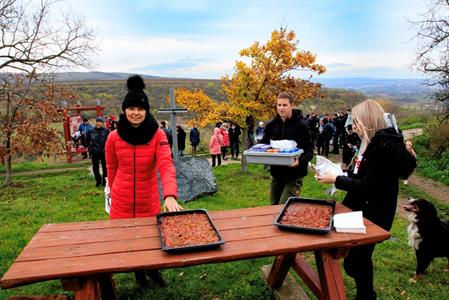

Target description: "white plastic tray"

left=243, top=149, right=303, bottom=166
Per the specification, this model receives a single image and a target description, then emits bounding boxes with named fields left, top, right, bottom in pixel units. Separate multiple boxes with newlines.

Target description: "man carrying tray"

left=261, top=92, right=314, bottom=205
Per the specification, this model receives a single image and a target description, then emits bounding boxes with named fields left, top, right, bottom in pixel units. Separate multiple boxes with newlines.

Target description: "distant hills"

left=39, top=71, right=161, bottom=82
left=44, top=72, right=432, bottom=103
left=316, top=77, right=431, bottom=100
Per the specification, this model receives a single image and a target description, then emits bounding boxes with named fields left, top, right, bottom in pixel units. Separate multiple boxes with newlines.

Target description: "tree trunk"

left=5, top=154, right=12, bottom=185
left=4, top=131, right=12, bottom=185
left=240, top=128, right=249, bottom=173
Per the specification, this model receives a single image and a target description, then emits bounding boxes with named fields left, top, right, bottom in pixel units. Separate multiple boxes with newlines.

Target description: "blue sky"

left=62, top=0, right=429, bottom=79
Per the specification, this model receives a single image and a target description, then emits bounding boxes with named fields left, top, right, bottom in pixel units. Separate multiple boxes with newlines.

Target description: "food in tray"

left=248, top=143, right=300, bottom=153
left=160, top=213, right=220, bottom=248
left=280, top=202, right=332, bottom=229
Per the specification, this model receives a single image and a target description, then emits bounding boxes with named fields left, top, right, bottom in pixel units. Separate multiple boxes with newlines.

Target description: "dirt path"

left=402, top=128, right=423, bottom=140
left=0, top=166, right=88, bottom=177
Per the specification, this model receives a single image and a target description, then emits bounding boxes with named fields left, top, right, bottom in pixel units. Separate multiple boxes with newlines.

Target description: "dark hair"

left=277, top=92, right=294, bottom=103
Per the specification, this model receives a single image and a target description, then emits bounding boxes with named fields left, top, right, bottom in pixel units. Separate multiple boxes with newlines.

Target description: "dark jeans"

left=270, top=177, right=303, bottom=205
left=191, top=145, right=197, bottom=156
left=92, top=152, right=107, bottom=186
left=222, top=146, right=228, bottom=159
left=332, top=134, right=339, bottom=154
left=323, top=138, right=330, bottom=157
left=230, top=140, right=239, bottom=158
left=344, top=243, right=377, bottom=300
left=211, top=154, right=221, bottom=167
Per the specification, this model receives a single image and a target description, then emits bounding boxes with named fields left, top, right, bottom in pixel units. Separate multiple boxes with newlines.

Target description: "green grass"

left=0, top=165, right=448, bottom=299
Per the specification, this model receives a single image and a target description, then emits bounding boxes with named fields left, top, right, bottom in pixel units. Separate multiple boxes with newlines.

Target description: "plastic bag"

left=104, top=178, right=111, bottom=214
left=313, top=156, right=347, bottom=195
left=270, top=139, right=297, bottom=151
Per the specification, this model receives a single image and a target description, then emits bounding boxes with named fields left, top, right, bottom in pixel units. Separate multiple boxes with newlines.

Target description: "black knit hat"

left=122, top=75, right=150, bottom=113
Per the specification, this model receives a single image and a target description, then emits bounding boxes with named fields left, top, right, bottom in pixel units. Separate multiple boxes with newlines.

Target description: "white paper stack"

left=333, top=211, right=366, bottom=234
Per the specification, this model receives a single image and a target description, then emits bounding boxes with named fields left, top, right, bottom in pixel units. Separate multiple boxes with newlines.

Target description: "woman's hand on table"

left=316, top=173, right=337, bottom=184
left=163, top=196, right=183, bottom=212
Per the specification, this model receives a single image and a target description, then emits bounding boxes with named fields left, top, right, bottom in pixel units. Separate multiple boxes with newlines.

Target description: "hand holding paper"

left=314, top=156, right=347, bottom=195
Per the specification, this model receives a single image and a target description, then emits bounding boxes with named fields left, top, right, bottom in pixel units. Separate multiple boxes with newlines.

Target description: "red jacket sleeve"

left=105, top=131, right=118, bottom=188
left=155, top=129, right=178, bottom=200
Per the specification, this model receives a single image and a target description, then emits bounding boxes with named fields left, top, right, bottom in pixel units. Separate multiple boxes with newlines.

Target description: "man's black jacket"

left=86, top=127, right=109, bottom=155
left=261, top=109, right=314, bottom=180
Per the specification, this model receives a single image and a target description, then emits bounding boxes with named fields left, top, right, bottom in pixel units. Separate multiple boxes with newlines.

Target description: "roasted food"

left=280, top=202, right=332, bottom=229
left=160, top=213, right=220, bottom=248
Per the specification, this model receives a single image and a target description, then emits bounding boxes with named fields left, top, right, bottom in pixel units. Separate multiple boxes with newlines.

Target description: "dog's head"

left=403, top=197, right=438, bottom=222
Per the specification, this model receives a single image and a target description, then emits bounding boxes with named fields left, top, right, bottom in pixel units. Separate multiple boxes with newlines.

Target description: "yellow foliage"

left=175, top=27, right=326, bottom=128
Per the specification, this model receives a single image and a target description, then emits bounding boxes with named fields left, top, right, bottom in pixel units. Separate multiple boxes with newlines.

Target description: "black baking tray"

left=274, top=197, right=336, bottom=234
left=156, top=209, right=225, bottom=253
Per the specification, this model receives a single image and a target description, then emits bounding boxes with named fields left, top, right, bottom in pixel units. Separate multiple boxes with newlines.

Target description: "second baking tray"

left=156, top=209, right=225, bottom=253
left=274, top=197, right=336, bottom=234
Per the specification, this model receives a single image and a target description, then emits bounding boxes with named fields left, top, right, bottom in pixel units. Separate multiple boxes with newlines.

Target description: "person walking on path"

left=105, top=75, right=183, bottom=288
left=220, top=123, right=230, bottom=160
left=261, top=92, right=314, bottom=205
left=209, top=127, right=223, bottom=167
left=86, top=117, right=109, bottom=187
left=229, top=123, right=241, bottom=159
left=189, top=125, right=200, bottom=156
left=177, top=125, right=186, bottom=157
left=78, top=117, right=93, bottom=159
left=316, top=99, right=416, bottom=300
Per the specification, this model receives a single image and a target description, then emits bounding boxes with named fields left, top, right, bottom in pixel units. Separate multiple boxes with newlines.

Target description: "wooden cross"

left=158, top=88, right=188, bottom=161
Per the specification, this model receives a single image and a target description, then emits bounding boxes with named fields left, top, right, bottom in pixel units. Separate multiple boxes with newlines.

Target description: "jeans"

left=230, top=140, right=239, bottom=158
left=270, top=177, right=303, bottom=205
left=92, top=152, right=107, bottom=186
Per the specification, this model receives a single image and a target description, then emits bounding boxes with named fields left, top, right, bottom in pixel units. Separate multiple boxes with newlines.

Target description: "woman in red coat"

left=105, top=75, right=182, bottom=287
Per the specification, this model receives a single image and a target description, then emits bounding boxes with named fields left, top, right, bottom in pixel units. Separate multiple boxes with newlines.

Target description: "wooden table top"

left=1, top=204, right=390, bottom=289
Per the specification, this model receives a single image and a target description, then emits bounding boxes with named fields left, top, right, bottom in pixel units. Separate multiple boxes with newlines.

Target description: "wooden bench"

left=1, top=204, right=390, bottom=299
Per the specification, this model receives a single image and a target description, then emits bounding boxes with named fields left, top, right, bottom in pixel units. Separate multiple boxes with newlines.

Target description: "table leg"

left=74, top=277, right=100, bottom=300
left=293, top=254, right=323, bottom=299
left=99, top=274, right=118, bottom=300
left=314, top=249, right=347, bottom=300
left=267, top=254, right=296, bottom=289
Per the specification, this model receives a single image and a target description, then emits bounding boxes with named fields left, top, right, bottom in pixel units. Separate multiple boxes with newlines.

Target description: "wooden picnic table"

left=1, top=204, right=390, bottom=300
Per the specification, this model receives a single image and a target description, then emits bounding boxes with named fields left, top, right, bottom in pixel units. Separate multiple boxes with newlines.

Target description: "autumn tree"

left=413, top=0, right=449, bottom=118
left=176, top=27, right=325, bottom=172
left=0, top=0, right=96, bottom=184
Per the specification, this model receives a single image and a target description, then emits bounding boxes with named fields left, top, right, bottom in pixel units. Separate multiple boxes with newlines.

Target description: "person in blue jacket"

left=86, top=117, right=109, bottom=187
left=189, top=124, right=200, bottom=156
left=78, top=117, right=93, bottom=159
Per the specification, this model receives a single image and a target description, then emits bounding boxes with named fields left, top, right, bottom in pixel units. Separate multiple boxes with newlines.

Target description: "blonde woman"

left=317, top=99, right=416, bottom=300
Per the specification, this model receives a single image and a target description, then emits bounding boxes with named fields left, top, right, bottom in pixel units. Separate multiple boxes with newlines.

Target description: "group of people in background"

left=208, top=122, right=241, bottom=167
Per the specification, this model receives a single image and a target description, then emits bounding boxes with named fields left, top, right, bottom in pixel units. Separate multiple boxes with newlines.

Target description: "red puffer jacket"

left=105, top=129, right=177, bottom=219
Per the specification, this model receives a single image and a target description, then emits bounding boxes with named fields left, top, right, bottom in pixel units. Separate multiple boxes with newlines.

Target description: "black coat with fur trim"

left=261, top=109, right=313, bottom=180
left=335, top=127, right=417, bottom=231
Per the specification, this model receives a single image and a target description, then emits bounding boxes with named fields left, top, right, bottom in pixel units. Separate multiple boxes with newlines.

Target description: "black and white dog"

left=404, top=198, right=449, bottom=280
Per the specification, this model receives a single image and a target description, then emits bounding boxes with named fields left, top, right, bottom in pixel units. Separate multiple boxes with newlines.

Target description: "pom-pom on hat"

left=122, top=75, right=150, bottom=113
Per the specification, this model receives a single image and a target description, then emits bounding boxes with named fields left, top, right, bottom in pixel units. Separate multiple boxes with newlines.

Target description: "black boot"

left=146, top=270, right=167, bottom=287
